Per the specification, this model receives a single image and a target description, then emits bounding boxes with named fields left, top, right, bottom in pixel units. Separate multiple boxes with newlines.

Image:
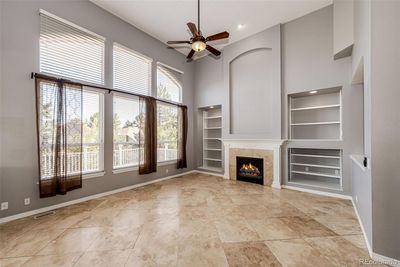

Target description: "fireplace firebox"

left=236, top=156, right=264, bottom=185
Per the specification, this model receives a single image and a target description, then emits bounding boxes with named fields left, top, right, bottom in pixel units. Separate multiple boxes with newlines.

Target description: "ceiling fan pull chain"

left=198, top=0, right=200, bottom=34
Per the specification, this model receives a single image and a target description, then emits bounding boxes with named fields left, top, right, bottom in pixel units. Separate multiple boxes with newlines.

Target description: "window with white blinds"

left=157, top=63, right=183, bottom=103
left=39, top=10, right=105, bottom=85
left=113, top=43, right=152, bottom=95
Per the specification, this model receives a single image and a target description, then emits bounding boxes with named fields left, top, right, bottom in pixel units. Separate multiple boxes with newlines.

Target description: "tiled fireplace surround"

left=221, top=139, right=286, bottom=188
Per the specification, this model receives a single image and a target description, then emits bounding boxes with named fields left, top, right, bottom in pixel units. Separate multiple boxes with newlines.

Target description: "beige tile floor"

left=0, top=173, right=382, bottom=267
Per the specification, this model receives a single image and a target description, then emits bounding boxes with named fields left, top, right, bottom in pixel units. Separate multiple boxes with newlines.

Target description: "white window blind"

left=113, top=43, right=152, bottom=95
left=40, top=10, right=105, bottom=85
left=157, top=63, right=183, bottom=103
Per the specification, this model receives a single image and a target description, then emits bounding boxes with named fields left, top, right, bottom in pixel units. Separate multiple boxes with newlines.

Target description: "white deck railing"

left=41, top=142, right=177, bottom=177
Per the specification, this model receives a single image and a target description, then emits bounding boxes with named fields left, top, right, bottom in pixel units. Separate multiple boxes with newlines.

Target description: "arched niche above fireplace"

left=229, top=47, right=273, bottom=135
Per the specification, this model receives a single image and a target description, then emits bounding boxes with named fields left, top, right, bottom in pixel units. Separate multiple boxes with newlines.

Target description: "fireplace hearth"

left=236, top=156, right=264, bottom=185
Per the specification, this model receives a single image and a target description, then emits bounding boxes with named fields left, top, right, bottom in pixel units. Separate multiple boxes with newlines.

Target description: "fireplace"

left=236, top=156, right=264, bottom=185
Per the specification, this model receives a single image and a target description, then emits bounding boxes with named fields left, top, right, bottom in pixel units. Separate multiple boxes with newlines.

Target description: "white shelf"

left=204, top=158, right=222, bottom=162
left=290, top=104, right=340, bottom=111
left=291, top=121, right=340, bottom=126
left=204, top=127, right=222, bottom=130
left=289, top=88, right=342, bottom=140
left=288, top=178, right=342, bottom=191
left=290, top=163, right=341, bottom=169
left=199, top=166, right=222, bottom=172
left=291, top=170, right=341, bottom=179
left=291, top=153, right=341, bottom=159
left=204, top=116, right=222, bottom=119
left=202, top=106, right=223, bottom=171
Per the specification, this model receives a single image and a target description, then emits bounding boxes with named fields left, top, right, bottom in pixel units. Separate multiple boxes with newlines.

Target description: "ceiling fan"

left=166, top=0, right=230, bottom=61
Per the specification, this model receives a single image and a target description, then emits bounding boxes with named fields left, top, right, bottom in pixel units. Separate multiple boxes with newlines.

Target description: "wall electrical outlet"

left=1, top=202, right=8, bottom=210
left=305, top=167, right=309, bottom=172
left=24, top=198, right=30, bottom=206
left=166, top=169, right=169, bottom=174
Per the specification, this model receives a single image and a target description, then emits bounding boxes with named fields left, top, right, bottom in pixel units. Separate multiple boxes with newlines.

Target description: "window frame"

left=81, top=87, right=105, bottom=179
left=156, top=102, right=179, bottom=164
left=39, top=9, right=106, bottom=87
left=156, top=62, right=183, bottom=103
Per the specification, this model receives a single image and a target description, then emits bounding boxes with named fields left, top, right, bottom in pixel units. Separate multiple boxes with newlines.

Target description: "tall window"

left=157, top=104, right=178, bottom=162
left=113, top=95, right=141, bottom=168
left=82, top=89, right=104, bottom=173
left=156, top=63, right=182, bottom=163
left=113, top=43, right=152, bottom=95
left=157, top=63, right=183, bottom=103
left=38, top=82, right=104, bottom=177
left=39, top=10, right=105, bottom=85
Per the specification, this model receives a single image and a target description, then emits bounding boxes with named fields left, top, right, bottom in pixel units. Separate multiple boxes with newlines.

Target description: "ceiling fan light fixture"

left=192, top=40, right=206, bottom=52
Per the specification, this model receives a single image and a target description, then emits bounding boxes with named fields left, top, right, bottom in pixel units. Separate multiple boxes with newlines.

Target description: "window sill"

left=113, top=166, right=139, bottom=174
left=157, top=160, right=177, bottom=166
left=83, top=171, right=105, bottom=180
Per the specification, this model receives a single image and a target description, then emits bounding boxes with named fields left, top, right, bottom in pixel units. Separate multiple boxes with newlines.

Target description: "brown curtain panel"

left=177, top=105, right=188, bottom=169
left=138, top=96, right=157, bottom=174
left=36, top=78, right=83, bottom=198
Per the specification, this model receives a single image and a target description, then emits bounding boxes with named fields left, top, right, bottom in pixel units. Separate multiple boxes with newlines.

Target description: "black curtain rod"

left=31, top=72, right=187, bottom=108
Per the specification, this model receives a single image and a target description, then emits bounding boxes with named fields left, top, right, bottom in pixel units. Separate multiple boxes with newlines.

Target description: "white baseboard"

left=282, top=185, right=352, bottom=200
left=351, top=199, right=400, bottom=266
left=195, top=169, right=225, bottom=178
left=351, top=199, right=373, bottom=255
left=0, top=170, right=196, bottom=224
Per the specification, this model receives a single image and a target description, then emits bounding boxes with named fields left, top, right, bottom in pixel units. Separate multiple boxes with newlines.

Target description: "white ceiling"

left=91, top=0, right=332, bottom=58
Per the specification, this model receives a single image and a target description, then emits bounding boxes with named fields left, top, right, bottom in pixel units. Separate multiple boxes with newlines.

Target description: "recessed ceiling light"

left=237, top=24, right=245, bottom=30
left=309, top=90, right=318, bottom=94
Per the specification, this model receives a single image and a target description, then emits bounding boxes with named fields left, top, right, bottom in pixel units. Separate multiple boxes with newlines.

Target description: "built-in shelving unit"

left=288, top=148, right=343, bottom=190
left=289, top=87, right=342, bottom=140
left=200, top=106, right=222, bottom=172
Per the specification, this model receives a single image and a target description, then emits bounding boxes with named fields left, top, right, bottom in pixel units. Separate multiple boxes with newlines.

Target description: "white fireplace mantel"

left=221, top=139, right=287, bottom=189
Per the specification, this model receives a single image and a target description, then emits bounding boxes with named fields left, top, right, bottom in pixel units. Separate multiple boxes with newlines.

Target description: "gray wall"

left=282, top=5, right=364, bottom=196
left=223, top=25, right=281, bottom=140
left=370, top=1, right=400, bottom=259
left=193, top=57, right=223, bottom=168
left=350, top=0, right=373, bottom=250
left=0, top=0, right=195, bottom=218
left=193, top=5, right=363, bottom=194
left=193, top=25, right=281, bottom=168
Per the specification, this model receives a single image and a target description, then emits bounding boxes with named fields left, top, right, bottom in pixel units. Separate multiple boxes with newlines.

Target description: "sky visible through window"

left=113, top=96, right=140, bottom=126
left=158, top=70, right=181, bottom=102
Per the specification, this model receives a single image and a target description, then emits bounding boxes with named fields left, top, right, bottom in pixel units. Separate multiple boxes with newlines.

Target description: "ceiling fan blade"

left=206, top=45, right=221, bottom=56
left=187, top=22, right=199, bottom=37
left=187, top=49, right=195, bottom=59
left=167, top=41, right=191, bottom=44
left=206, top=31, right=230, bottom=42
